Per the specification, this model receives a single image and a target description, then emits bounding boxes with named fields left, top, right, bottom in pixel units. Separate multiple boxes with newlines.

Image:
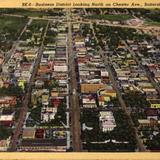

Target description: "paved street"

left=1, top=8, right=160, bottom=152
left=86, top=9, right=146, bottom=151
left=67, top=9, right=82, bottom=152
left=0, top=18, right=33, bottom=71
left=123, top=41, right=160, bottom=96
left=9, top=21, right=49, bottom=151
left=101, top=49, right=146, bottom=152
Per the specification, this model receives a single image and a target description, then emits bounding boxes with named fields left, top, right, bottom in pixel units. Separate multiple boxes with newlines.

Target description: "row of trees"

left=123, top=91, right=150, bottom=109
left=0, top=125, right=12, bottom=140
left=93, top=25, right=151, bottom=50
left=128, top=9, right=160, bottom=23
left=0, top=85, right=23, bottom=97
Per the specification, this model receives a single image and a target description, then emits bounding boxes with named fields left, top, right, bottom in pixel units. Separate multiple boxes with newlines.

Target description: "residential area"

left=72, top=23, right=137, bottom=151
left=0, top=8, right=160, bottom=152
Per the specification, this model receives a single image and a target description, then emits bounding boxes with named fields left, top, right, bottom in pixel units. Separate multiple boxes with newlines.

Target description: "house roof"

left=22, top=128, right=35, bottom=138
left=0, top=115, right=14, bottom=121
left=145, top=109, right=158, bottom=116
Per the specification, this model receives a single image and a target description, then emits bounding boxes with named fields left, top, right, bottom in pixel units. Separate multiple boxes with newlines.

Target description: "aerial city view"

left=0, top=8, right=160, bottom=152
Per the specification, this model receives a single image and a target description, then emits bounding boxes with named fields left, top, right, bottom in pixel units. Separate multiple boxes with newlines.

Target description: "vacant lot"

left=0, top=16, right=28, bottom=51
left=0, top=16, right=27, bottom=36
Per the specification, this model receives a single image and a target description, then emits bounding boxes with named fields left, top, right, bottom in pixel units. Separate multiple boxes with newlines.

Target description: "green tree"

left=0, top=125, right=12, bottom=140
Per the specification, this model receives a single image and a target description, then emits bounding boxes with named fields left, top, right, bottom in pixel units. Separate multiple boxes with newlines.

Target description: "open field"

left=144, top=18, right=160, bottom=26
left=0, top=16, right=28, bottom=51
left=0, top=16, right=27, bottom=35
left=0, top=9, right=65, bottom=17
left=86, top=14, right=133, bottom=21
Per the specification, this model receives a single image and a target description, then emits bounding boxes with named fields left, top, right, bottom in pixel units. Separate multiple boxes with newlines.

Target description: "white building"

left=99, top=111, right=116, bottom=132
left=54, top=65, right=67, bottom=72
left=41, top=107, right=57, bottom=122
